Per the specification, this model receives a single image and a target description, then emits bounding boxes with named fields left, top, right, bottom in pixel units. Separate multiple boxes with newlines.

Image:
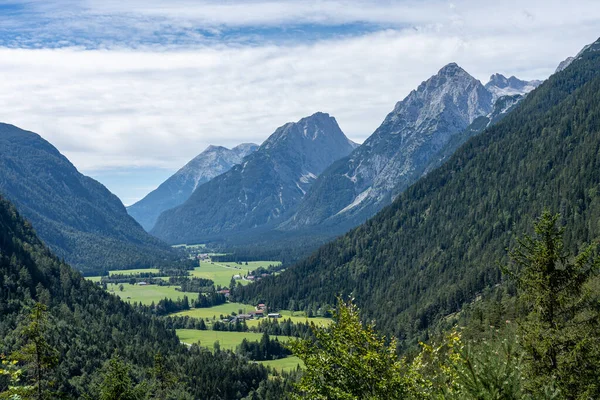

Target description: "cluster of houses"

left=227, top=303, right=282, bottom=323
left=245, top=273, right=270, bottom=282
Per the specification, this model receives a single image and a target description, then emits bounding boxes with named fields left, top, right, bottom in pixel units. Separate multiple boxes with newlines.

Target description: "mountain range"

left=0, top=123, right=175, bottom=274
left=142, top=65, right=540, bottom=252
left=127, top=143, right=258, bottom=231
left=277, top=64, right=540, bottom=234
left=237, top=37, right=600, bottom=345
left=151, top=112, right=357, bottom=244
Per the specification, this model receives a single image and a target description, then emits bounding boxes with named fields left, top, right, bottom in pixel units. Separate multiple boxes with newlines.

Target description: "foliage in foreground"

left=291, top=213, right=600, bottom=399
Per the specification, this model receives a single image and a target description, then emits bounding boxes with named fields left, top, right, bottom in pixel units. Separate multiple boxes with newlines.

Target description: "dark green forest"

left=0, top=196, right=274, bottom=399
left=0, top=123, right=177, bottom=274
left=237, top=38, right=600, bottom=347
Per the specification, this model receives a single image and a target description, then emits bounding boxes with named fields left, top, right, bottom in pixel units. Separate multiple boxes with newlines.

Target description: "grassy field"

left=172, top=303, right=257, bottom=319
left=258, top=356, right=304, bottom=372
left=85, top=268, right=162, bottom=282
left=172, top=303, right=333, bottom=326
left=106, top=283, right=197, bottom=305
left=109, top=268, right=160, bottom=276
left=189, top=260, right=281, bottom=287
left=84, top=261, right=286, bottom=308
left=245, top=313, right=332, bottom=328
left=176, top=329, right=292, bottom=350
left=190, top=263, right=250, bottom=287
left=215, top=261, right=281, bottom=270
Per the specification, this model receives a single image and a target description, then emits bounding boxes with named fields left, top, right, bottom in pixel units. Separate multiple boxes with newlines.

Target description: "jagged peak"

left=203, top=144, right=229, bottom=153
left=262, top=112, right=345, bottom=149
left=298, top=111, right=333, bottom=124
left=436, top=62, right=470, bottom=77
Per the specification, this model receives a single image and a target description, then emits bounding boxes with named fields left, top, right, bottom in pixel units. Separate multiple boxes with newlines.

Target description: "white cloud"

left=0, top=0, right=598, bottom=179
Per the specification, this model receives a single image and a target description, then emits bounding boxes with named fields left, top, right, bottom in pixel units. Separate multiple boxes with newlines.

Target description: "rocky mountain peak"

left=487, top=73, right=510, bottom=88
left=262, top=112, right=351, bottom=150
left=127, top=141, right=258, bottom=230
left=485, top=73, right=542, bottom=102
left=203, top=144, right=229, bottom=153
left=437, top=62, right=466, bottom=77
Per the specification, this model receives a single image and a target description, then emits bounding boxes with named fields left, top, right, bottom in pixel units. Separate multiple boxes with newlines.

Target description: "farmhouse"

left=249, top=310, right=264, bottom=318
left=256, top=303, right=266, bottom=311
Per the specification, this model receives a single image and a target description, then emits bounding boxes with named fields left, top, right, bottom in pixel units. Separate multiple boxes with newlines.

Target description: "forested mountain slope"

left=237, top=38, right=600, bottom=344
left=0, top=195, right=270, bottom=398
left=0, top=123, right=176, bottom=273
left=128, top=143, right=258, bottom=231
left=152, top=112, right=356, bottom=244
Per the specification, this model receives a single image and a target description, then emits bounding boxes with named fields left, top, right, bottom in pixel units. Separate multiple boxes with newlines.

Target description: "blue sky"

left=0, top=0, right=598, bottom=205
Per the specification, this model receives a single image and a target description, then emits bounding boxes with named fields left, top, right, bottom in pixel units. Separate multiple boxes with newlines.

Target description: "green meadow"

left=172, top=303, right=332, bottom=326
left=109, top=268, right=160, bottom=275
left=172, top=302, right=257, bottom=319
left=245, top=311, right=332, bottom=328
left=258, top=356, right=304, bottom=372
left=106, top=283, right=197, bottom=305
left=190, top=260, right=280, bottom=287
left=176, top=329, right=292, bottom=351
left=85, top=268, right=162, bottom=283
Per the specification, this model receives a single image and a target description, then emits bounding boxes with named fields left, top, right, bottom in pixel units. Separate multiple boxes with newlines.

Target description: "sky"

left=0, top=1, right=598, bottom=205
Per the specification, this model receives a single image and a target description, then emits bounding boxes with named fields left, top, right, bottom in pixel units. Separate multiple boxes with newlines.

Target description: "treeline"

left=237, top=333, right=291, bottom=361
left=171, top=276, right=214, bottom=292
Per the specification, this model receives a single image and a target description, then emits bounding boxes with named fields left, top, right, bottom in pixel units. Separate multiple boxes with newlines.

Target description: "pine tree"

left=503, top=211, right=600, bottom=397
left=11, top=303, right=58, bottom=400
left=98, top=353, right=147, bottom=400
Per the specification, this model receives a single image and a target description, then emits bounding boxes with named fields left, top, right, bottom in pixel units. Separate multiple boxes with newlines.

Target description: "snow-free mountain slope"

left=127, top=143, right=258, bottom=230
left=0, top=123, right=175, bottom=273
left=151, top=112, right=357, bottom=244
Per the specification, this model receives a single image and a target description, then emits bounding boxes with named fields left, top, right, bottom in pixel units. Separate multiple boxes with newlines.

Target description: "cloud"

left=0, top=0, right=598, bottom=178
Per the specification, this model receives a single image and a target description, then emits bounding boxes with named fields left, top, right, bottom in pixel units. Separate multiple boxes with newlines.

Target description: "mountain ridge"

left=0, top=123, right=175, bottom=273
left=279, top=63, right=496, bottom=232
left=151, top=112, right=357, bottom=244
left=127, top=142, right=258, bottom=230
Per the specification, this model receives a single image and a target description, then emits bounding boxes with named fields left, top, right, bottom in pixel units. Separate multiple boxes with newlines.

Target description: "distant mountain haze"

left=151, top=112, right=357, bottom=244
left=484, top=73, right=542, bottom=101
left=0, top=123, right=175, bottom=273
left=127, top=143, right=258, bottom=231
